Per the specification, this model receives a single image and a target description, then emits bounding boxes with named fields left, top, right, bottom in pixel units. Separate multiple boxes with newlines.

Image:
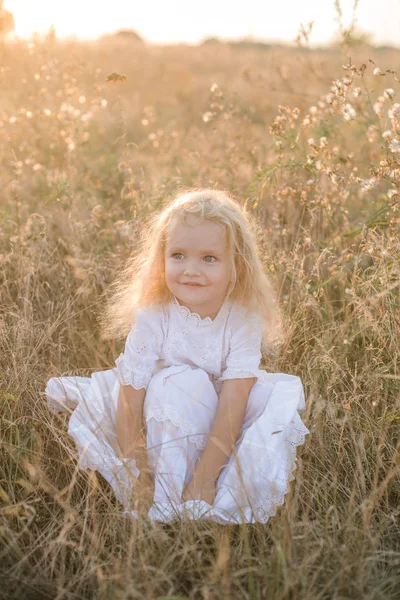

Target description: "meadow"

left=0, top=32, right=399, bottom=599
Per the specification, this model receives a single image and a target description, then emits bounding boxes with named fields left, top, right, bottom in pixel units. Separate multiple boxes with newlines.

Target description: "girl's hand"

left=182, top=475, right=217, bottom=505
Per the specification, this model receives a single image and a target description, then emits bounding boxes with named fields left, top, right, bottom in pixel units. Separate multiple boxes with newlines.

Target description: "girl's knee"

left=243, top=379, right=274, bottom=424
left=145, top=365, right=218, bottom=413
left=149, top=365, right=213, bottom=393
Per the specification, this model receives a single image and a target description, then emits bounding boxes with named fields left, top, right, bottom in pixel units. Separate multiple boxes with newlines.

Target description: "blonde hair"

left=98, top=188, right=283, bottom=358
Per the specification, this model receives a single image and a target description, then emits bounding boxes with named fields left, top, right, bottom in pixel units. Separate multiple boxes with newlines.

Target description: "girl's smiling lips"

left=182, top=282, right=203, bottom=286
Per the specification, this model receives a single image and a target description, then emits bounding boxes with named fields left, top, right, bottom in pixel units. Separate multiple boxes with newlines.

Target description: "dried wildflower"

left=81, top=111, right=93, bottom=122
left=325, top=92, right=334, bottom=104
left=382, top=130, right=393, bottom=139
left=353, top=87, right=362, bottom=97
left=387, top=189, right=398, bottom=198
left=373, top=67, right=384, bottom=76
left=361, top=178, right=376, bottom=192
left=343, top=103, right=356, bottom=120
left=66, top=137, right=75, bottom=151
left=202, top=111, right=213, bottom=122
left=367, top=126, right=380, bottom=143
left=389, top=138, right=400, bottom=153
left=319, top=137, right=328, bottom=148
left=60, top=102, right=81, bottom=118
left=329, top=172, right=339, bottom=185
left=384, top=88, right=395, bottom=100
left=332, top=80, right=346, bottom=98
left=373, top=97, right=385, bottom=117
left=388, top=103, right=400, bottom=120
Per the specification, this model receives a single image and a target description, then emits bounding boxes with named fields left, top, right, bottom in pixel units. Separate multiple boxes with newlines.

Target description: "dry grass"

left=0, top=34, right=399, bottom=599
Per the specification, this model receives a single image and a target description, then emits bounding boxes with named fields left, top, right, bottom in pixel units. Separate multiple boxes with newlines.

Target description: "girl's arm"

left=116, top=384, right=147, bottom=458
left=185, top=377, right=256, bottom=495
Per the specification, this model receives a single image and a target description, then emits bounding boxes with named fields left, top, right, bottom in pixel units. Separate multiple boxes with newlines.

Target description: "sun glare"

left=5, top=0, right=400, bottom=46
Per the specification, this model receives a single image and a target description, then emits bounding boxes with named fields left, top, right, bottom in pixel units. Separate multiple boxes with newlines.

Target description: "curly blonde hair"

left=98, top=188, right=283, bottom=357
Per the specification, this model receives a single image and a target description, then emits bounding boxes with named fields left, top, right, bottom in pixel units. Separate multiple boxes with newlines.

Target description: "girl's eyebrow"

left=168, top=245, right=223, bottom=255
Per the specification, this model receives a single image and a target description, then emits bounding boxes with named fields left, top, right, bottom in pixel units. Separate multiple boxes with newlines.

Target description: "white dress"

left=45, top=295, right=310, bottom=524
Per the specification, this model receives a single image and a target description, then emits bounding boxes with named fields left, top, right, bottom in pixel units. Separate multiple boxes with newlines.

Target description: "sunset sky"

left=6, top=0, right=400, bottom=46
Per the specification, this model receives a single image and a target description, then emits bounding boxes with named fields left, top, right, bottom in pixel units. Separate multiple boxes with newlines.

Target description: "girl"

left=45, top=189, right=309, bottom=524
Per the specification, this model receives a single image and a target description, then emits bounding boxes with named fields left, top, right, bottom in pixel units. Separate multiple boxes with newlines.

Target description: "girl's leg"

left=144, top=365, right=219, bottom=511
left=213, top=374, right=309, bottom=523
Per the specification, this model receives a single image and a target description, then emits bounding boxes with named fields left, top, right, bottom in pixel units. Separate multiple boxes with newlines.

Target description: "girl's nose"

left=183, top=262, right=201, bottom=275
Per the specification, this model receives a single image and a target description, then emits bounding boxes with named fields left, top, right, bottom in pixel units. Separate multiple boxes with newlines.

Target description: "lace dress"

left=45, top=296, right=310, bottom=524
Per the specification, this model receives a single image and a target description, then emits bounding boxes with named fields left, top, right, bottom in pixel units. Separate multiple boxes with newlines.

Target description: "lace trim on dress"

left=251, top=415, right=310, bottom=521
left=77, top=445, right=139, bottom=477
left=219, top=368, right=260, bottom=381
left=78, top=447, right=141, bottom=507
left=114, top=354, right=153, bottom=390
left=172, top=296, right=231, bottom=327
left=248, top=414, right=309, bottom=522
left=146, top=404, right=209, bottom=449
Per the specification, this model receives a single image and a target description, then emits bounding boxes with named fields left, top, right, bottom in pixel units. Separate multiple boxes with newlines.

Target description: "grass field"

left=0, top=33, right=399, bottom=599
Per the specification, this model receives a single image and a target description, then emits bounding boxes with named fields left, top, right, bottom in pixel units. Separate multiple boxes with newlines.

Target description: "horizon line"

left=6, top=29, right=400, bottom=50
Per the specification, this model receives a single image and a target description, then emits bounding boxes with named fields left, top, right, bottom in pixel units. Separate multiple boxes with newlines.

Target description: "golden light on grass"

left=0, top=21, right=399, bottom=600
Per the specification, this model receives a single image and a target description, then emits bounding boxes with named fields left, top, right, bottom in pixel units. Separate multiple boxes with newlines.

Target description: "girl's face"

left=164, top=215, right=232, bottom=318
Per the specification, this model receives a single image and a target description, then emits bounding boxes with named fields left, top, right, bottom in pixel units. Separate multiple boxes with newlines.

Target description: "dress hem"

left=128, top=415, right=310, bottom=524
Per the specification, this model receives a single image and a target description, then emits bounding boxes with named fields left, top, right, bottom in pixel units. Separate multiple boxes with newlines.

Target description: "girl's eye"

left=171, top=253, right=216, bottom=262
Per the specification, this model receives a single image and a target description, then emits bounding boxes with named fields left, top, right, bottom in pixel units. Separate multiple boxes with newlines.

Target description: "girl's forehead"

left=166, top=217, right=227, bottom=248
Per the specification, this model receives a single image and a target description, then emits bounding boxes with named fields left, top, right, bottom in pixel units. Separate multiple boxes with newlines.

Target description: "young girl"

left=45, top=189, right=309, bottom=524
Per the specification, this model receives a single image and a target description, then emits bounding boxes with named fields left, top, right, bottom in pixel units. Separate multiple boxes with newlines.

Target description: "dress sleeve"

left=114, top=306, right=164, bottom=391
left=218, top=309, right=262, bottom=382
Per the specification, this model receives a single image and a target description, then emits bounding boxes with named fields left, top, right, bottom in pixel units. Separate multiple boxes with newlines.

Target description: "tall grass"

left=0, top=33, right=399, bottom=599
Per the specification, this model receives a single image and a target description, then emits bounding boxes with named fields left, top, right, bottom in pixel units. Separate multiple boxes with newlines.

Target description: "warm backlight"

left=5, top=0, right=400, bottom=46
